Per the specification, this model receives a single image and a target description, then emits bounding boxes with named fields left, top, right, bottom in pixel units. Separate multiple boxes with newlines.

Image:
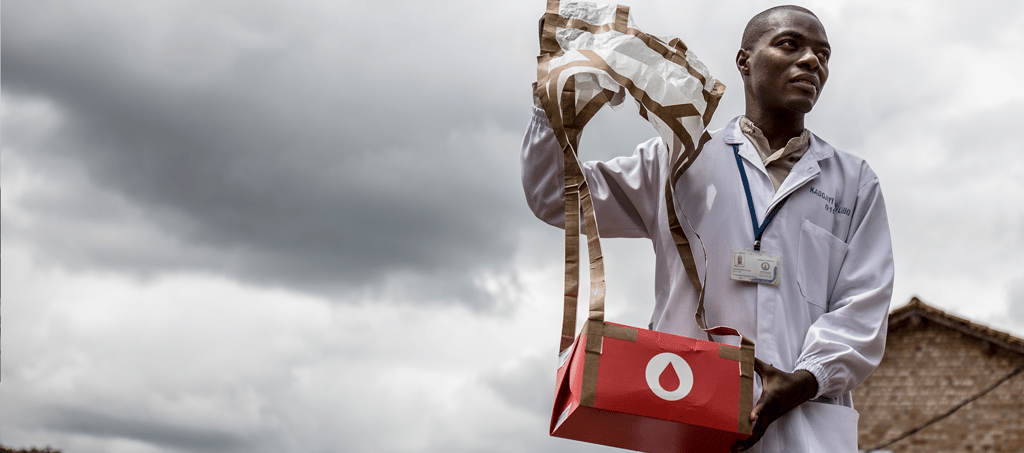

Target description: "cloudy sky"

left=2, top=0, right=1023, bottom=451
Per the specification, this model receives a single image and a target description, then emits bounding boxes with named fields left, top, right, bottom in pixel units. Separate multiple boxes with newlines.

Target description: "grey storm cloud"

left=1, top=0, right=536, bottom=308
left=4, top=1, right=1024, bottom=452
left=21, top=405, right=252, bottom=453
left=484, top=354, right=555, bottom=418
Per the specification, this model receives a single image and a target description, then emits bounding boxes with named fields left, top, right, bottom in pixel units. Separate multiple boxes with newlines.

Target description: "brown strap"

left=537, top=11, right=612, bottom=353
left=664, top=128, right=718, bottom=339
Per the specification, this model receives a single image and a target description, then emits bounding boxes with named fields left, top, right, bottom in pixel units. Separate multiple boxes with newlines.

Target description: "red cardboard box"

left=550, top=320, right=754, bottom=452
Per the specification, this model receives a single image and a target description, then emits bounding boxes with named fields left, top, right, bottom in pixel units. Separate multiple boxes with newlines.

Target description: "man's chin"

left=786, top=98, right=817, bottom=114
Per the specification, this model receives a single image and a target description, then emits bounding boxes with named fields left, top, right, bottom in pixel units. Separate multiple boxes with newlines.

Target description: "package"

left=550, top=320, right=754, bottom=452
left=534, top=1, right=755, bottom=451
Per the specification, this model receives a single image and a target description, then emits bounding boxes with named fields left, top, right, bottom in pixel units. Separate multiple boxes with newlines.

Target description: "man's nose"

left=795, top=48, right=820, bottom=71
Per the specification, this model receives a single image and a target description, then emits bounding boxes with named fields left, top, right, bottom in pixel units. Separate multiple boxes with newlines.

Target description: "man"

left=522, top=5, right=894, bottom=452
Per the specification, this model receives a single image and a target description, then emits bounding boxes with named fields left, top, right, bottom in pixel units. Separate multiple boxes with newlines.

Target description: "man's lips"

left=789, top=74, right=819, bottom=93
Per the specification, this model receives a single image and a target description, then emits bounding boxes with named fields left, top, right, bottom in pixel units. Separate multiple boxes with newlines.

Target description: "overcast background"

left=2, top=0, right=1023, bottom=452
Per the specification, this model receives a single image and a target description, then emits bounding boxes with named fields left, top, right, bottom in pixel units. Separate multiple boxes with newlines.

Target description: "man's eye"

left=818, top=51, right=831, bottom=60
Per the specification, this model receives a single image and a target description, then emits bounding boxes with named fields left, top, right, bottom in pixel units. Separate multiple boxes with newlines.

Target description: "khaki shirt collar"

left=738, top=116, right=810, bottom=167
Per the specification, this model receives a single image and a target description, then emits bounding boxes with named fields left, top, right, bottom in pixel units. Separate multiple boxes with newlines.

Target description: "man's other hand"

left=731, top=359, right=819, bottom=452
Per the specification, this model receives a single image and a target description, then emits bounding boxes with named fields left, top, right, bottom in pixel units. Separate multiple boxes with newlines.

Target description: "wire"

left=863, top=363, right=1024, bottom=452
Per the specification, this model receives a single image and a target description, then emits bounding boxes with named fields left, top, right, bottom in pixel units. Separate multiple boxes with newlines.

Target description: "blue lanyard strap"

left=733, top=144, right=788, bottom=251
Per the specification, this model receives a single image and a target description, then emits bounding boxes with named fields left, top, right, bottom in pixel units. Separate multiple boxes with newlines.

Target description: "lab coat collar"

left=724, top=116, right=747, bottom=145
left=775, top=133, right=837, bottom=202
left=723, top=117, right=767, bottom=175
left=722, top=116, right=837, bottom=205
left=804, top=132, right=835, bottom=161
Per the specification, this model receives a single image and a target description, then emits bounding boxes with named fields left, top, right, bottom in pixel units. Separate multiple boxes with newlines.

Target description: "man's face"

left=740, top=11, right=830, bottom=115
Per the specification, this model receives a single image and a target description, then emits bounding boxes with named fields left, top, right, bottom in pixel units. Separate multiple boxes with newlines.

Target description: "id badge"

left=731, top=249, right=780, bottom=285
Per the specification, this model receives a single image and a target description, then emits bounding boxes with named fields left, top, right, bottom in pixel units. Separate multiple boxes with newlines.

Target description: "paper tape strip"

left=738, top=341, right=755, bottom=435
left=603, top=323, right=639, bottom=342
left=580, top=320, right=604, bottom=407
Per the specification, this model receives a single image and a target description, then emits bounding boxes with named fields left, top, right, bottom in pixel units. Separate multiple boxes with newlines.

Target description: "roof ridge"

left=890, top=297, right=1024, bottom=356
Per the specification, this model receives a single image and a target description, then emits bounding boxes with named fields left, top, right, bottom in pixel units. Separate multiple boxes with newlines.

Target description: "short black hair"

left=740, top=5, right=819, bottom=50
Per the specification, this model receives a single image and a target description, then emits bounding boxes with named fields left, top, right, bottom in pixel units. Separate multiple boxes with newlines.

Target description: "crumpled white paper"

left=536, top=0, right=725, bottom=175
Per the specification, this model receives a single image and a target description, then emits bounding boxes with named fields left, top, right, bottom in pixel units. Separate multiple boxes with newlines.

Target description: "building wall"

left=854, top=317, right=1024, bottom=452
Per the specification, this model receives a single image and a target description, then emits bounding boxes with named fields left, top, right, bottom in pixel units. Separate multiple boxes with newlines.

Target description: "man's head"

left=736, top=6, right=830, bottom=119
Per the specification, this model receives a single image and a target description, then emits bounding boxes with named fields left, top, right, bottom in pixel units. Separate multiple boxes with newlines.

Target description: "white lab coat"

left=522, top=107, right=894, bottom=452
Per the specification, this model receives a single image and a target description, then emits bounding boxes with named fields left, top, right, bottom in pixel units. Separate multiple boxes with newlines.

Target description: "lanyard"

left=733, top=144, right=788, bottom=251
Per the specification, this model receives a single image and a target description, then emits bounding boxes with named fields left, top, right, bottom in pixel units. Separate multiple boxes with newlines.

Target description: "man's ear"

left=736, top=49, right=750, bottom=76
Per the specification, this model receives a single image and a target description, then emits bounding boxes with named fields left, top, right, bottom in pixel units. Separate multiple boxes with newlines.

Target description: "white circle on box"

left=645, top=352, right=694, bottom=401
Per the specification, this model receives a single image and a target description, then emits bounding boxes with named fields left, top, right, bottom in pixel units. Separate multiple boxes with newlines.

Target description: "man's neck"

left=743, top=109, right=805, bottom=150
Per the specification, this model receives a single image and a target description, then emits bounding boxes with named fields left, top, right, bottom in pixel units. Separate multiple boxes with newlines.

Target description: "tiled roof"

left=890, top=297, right=1024, bottom=356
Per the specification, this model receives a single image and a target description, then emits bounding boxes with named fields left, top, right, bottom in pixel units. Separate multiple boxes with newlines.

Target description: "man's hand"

left=731, top=359, right=819, bottom=452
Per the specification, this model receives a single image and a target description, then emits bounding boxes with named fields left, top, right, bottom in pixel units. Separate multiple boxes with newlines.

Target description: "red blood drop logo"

left=646, top=353, right=694, bottom=401
left=659, top=362, right=681, bottom=392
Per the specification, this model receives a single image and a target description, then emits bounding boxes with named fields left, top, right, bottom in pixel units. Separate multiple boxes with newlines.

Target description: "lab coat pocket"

left=797, top=402, right=860, bottom=452
left=796, top=220, right=848, bottom=316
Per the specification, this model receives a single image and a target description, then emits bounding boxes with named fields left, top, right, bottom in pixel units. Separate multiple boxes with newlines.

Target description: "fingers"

left=734, top=388, right=766, bottom=451
left=750, top=402, right=762, bottom=423
left=734, top=360, right=774, bottom=451
left=731, top=414, right=768, bottom=452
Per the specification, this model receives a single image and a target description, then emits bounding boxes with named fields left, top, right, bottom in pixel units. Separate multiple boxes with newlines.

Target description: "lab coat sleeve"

left=521, top=106, right=662, bottom=239
left=794, top=169, right=895, bottom=399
